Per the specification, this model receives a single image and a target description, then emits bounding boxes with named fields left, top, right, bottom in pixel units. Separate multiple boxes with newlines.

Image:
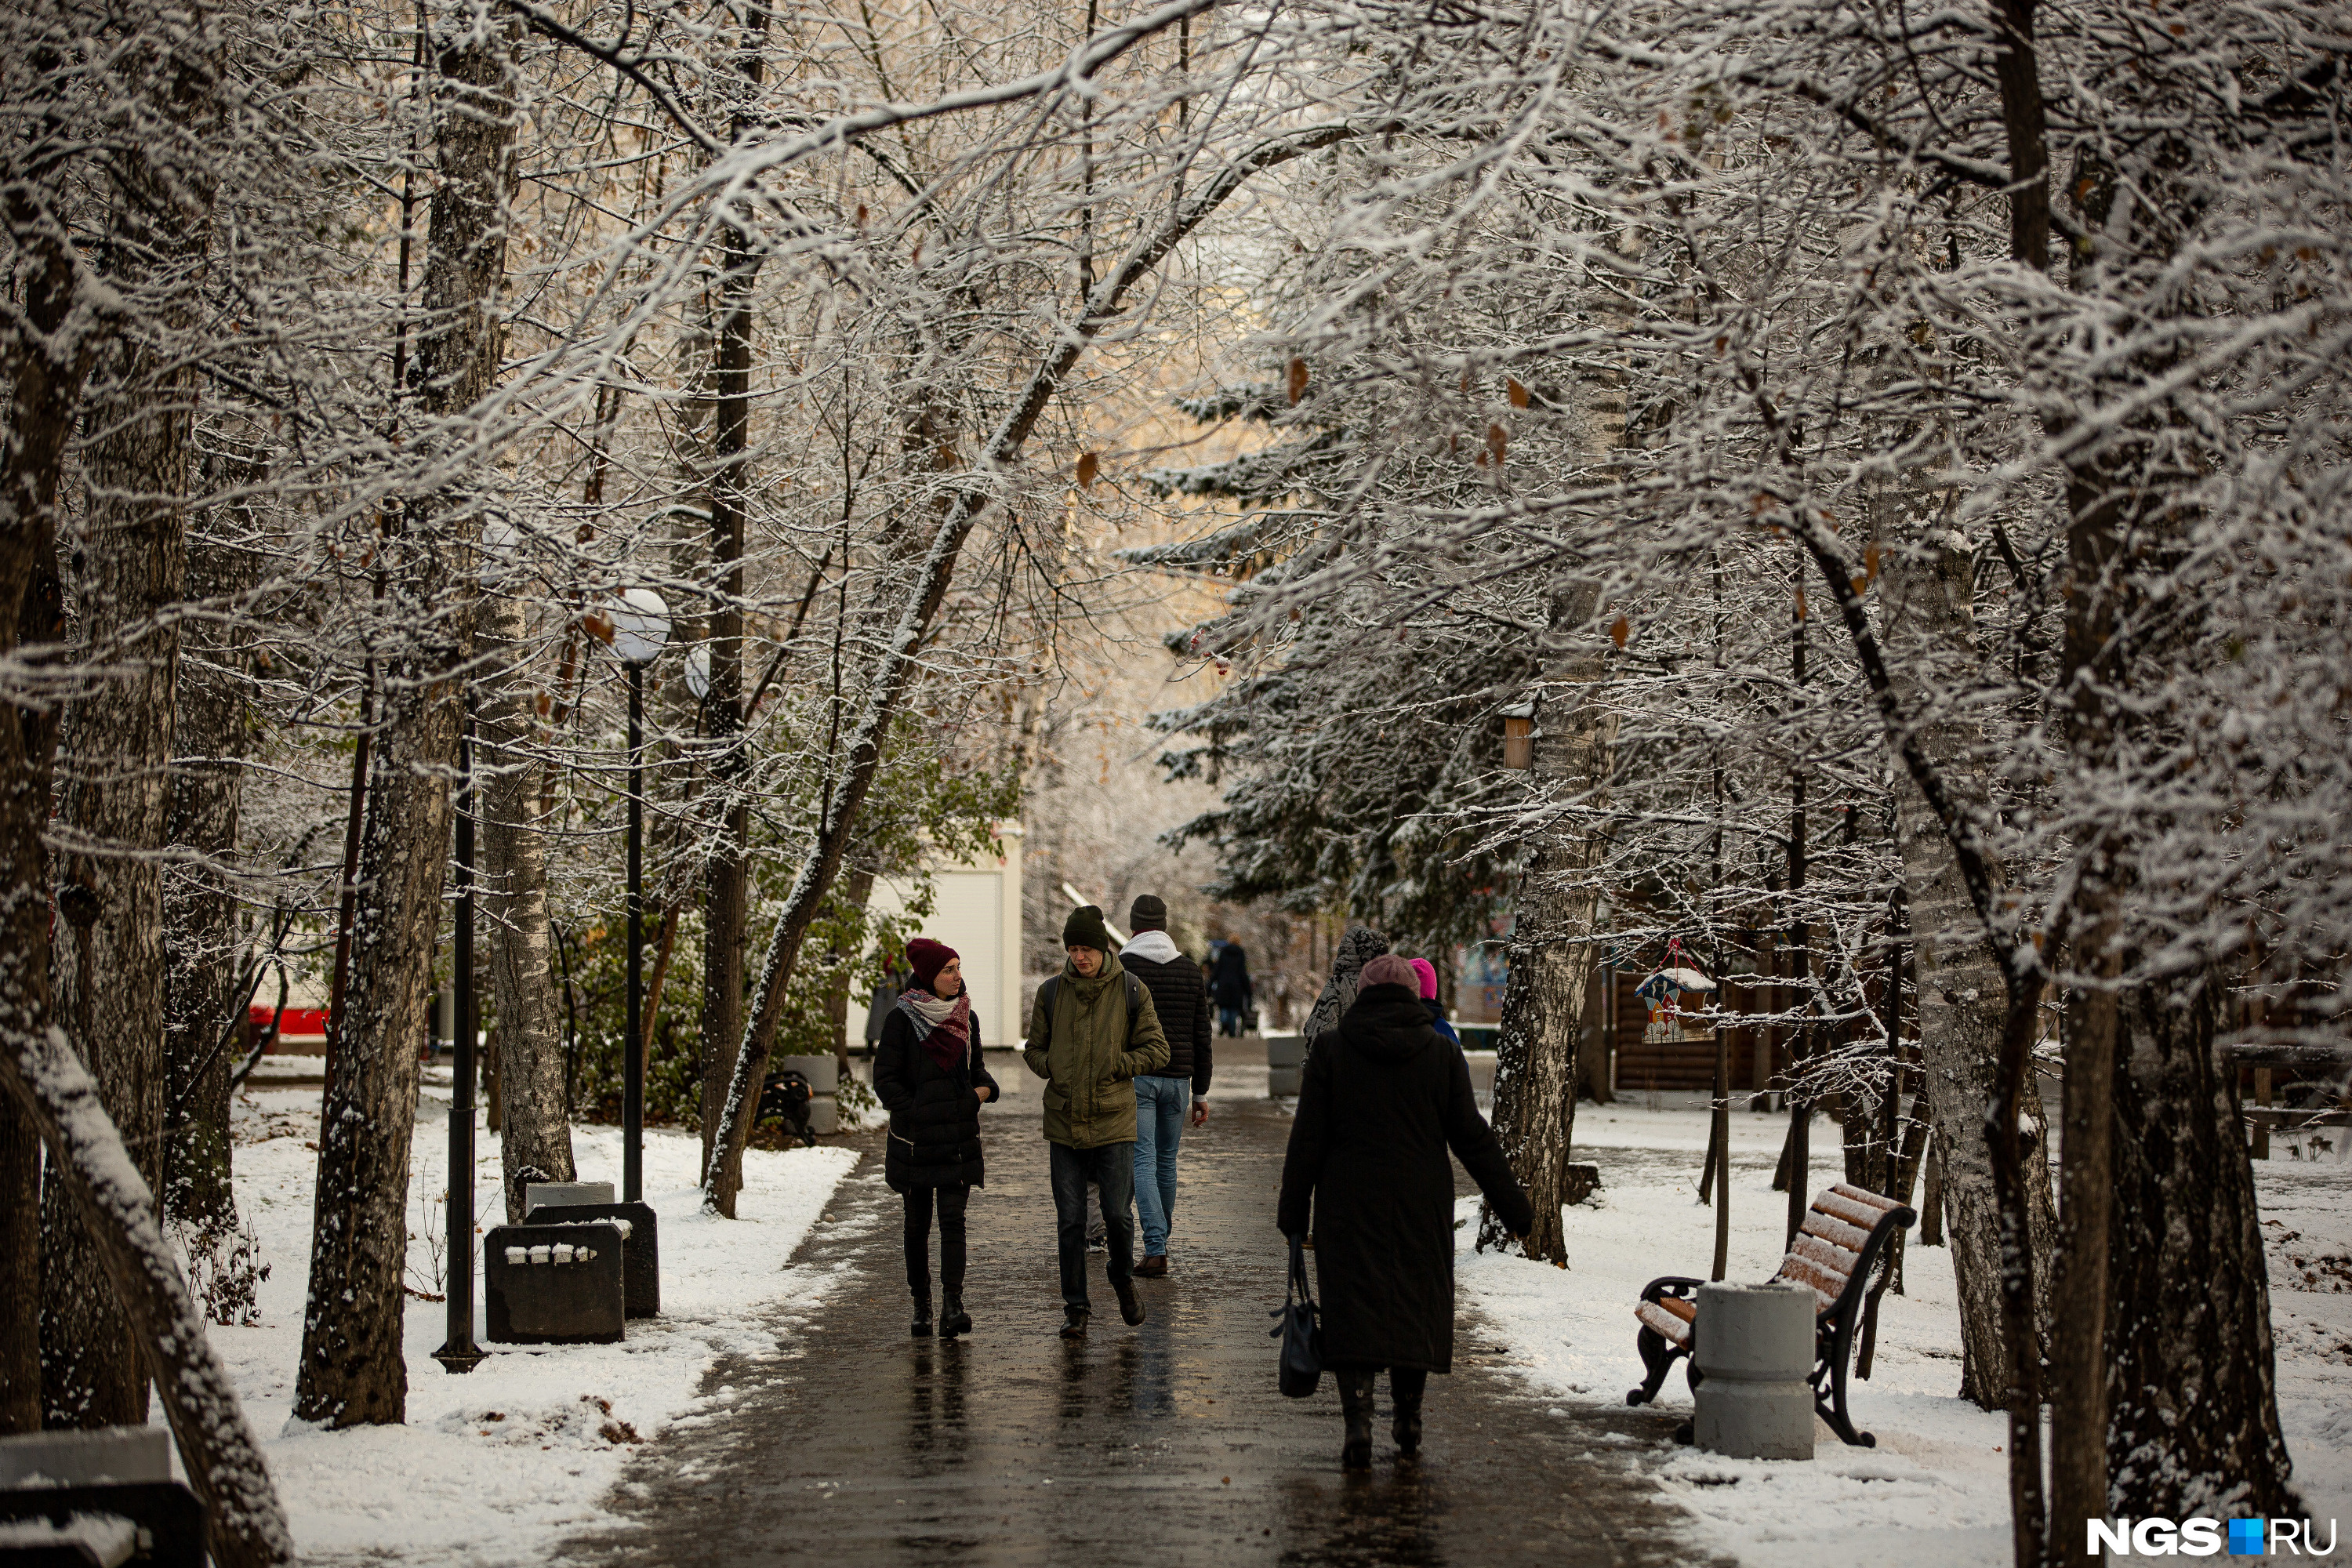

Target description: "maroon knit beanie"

left=906, top=937, right=958, bottom=992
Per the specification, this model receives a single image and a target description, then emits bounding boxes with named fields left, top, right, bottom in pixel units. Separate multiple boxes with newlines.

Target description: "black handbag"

left=1270, top=1236, right=1323, bottom=1397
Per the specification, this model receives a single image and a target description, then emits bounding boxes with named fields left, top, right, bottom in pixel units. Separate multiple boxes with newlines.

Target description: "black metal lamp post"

left=611, top=589, right=670, bottom=1204
left=434, top=701, right=485, bottom=1374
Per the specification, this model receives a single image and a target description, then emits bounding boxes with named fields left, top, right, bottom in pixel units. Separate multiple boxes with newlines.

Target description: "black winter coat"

left=1276, top=983, right=1534, bottom=1373
left=1122, top=951, right=1212, bottom=1094
left=873, top=1005, right=999, bottom=1192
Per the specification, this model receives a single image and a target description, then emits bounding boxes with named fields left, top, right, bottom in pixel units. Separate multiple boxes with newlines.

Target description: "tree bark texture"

left=1480, top=579, right=1610, bottom=1263
left=695, top=0, right=766, bottom=1172
left=0, top=171, right=87, bottom=1434
left=2104, top=975, right=2297, bottom=1519
left=1878, top=523, right=2057, bottom=1410
left=477, top=590, right=574, bottom=1221
left=293, top=14, right=513, bottom=1426
left=41, top=209, right=197, bottom=1428
left=2, top=1022, right=294, bottom=1566
left=163, top=507, right=260, bottom=1235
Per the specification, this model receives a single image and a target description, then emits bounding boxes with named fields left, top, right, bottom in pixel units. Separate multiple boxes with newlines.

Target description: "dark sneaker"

left=1112, top=1277, right=1146, bottom=1327
left=1087, top=1221, right=1107, bottom=1252
left=1060, top=1308, right=1090, bottom=1340
left=1134, top=1254, right=1168, bottom=1279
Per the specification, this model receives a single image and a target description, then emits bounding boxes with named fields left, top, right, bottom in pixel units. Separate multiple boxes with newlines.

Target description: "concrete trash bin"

left=1265, top=1033, right=1305, bottom=1097
left=1692, top=1283, right=1816, bottom=1460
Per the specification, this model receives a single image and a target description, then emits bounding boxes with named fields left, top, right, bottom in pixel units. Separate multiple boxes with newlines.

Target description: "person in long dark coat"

left=873, top=936, right=998, bottom=1339
left=1277, top=953, right=1534, bottom=1469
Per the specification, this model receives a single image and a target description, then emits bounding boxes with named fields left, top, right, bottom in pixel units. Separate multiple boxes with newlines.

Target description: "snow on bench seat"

left=1635, top=1293, right=1697, bottom=1348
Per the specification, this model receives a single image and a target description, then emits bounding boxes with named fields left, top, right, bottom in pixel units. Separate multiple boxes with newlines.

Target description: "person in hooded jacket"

left=1116, top=893, right=1211, bottom=1277
left=1208, top=939, right=1254, bottom=1036
left=1301, top=925, right=1388, bottom=1058
left=1407, top=957, right=1462, bottom=1047
left=1025, top=905, right=1169, bottom=1338
left=873, top=937, right=998, bottom=1339
left=1277, top=953, right=1534, bottom=1470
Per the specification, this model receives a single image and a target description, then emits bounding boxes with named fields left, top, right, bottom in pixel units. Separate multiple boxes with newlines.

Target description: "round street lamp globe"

left=684, top=644, right=710, bottom=700
left=610, top=588, right=671, bottom=667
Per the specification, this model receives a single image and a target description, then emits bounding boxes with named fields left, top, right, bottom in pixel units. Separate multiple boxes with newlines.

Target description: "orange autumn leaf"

left=1076, top=452, right=1099, bottom=488
left=581, top=612, right=615, bottom=645
left=1486, top=423, right=1508, bottom=464
left=1610, top=614, right=1631, bottom=649
left=1287, top=357, right=1309, bottom=405
left=1507, top=377, right=1530, bottom=408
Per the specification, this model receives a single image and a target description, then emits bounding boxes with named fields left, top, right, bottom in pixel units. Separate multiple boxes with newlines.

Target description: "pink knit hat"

left=1359, top=953, right=1418, bottom=992
left=1408, top=957, right=1439, bottom=1000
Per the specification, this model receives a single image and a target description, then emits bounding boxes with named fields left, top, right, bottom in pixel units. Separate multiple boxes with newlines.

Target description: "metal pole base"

left=431, top=1340, right=487, bottom=1375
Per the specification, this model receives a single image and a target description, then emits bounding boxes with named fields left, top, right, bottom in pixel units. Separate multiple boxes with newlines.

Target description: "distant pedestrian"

left=1408, top=958, right=1461, bottom=1047
left=1278, top=953, right=1533, bottom=1470
left=873, top=937, right=998, bottom=1340
left=863, top=959, right=911, bottom=1053
left=1209, top=938, right=1254, bottom=1037
left=1118, top=895, right=1211, bottom=1278
left=1025, top=905, right=1170, bottom=1339
left=1301, top=925, right=1388, bottom=1058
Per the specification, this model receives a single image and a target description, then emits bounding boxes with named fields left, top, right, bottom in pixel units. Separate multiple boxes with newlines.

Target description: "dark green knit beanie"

left=1063, top=904, right=1112, bottom=953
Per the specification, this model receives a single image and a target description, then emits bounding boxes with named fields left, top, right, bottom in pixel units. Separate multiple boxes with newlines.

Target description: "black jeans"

left=903, top=1183, right=970, bottom=1298
left=1048, top=1141, right=1134, bottom=1312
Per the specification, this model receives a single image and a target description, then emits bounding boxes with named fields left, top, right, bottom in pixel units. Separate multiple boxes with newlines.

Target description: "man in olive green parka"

left=1025, top=904, right=1168, bottom=1337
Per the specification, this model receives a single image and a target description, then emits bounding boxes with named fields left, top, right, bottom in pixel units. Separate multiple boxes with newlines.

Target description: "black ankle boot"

left=911, top=1289, right=934, bottom=1338
left=1392, top=1392, right=1422, bottom=1455
left=1338, top=1370, right=1376, bottom=1470
left=940, top=1291, right=971, bottom=1338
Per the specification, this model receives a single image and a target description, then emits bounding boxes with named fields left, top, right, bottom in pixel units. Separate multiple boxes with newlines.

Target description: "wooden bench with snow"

left=1625, top=1181, right=1915, bottom=1448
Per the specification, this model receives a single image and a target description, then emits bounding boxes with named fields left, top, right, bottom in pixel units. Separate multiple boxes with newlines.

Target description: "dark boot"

left=1391, top=1369, right=1425, bottom=1457
left=1060, top=1307, right=1090, bottom=1340
left=1112, top=1276, right=1146, bottom=1327
left=940, top=1291, right=972, bottom=1339
left=911, top=1288, right=934, bottom=1338
left=1338, top=1368, right=1376, bottom=1470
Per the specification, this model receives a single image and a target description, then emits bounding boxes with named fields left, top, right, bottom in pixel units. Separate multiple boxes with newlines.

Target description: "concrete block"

left=485, top=1221, right=626, bottom=1344
left=524, top=1200, right=660, bottom=1319
left=806, top=1094, right=839, bottom=1135
left=1692, top=1283, right=1815, bottom=1460
left=1462, top=1049, right=1497, bottom=1095
left=523, top=1180, right=614, bottom=1212
left=774, top=1054, right=840, bottom=1094
left=0, top=1428, right=169, bottom=1488
left=1268, top=1065, right=1302, bottom=1098
left=1264, top=1033, right=1306, bottom=1070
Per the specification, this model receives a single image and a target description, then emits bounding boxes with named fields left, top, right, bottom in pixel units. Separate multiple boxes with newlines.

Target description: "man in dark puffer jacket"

left=1118, top=894, right=1212, bottom=1277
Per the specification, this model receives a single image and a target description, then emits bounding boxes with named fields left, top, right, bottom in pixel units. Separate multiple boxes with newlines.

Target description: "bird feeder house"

left=1501, top=702, right=1536, bottom=770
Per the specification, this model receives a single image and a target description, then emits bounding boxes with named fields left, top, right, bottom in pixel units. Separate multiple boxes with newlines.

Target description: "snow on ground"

left=1456, top=1100, right=2352, bottom=1568
left=212, top=1084, right=858, bottom=1566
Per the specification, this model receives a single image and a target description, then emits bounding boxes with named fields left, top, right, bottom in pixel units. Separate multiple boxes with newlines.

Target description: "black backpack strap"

left=1034, top=975, right=1059, bottom=1047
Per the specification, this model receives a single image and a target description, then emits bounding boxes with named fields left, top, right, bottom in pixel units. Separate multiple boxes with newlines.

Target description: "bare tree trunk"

left=477, top=590, right=574, bottom=1221
left=294, top=11, right=514, bottom=1426
left=695, top=2, right=766, bottom=1174
left=2104, top=972, right=2296, bottom=1519
left=1878, top=524, right=2058, bottom=1410
left=42, top=190, right=197, bottom=1427
left=0, top=170, right=88, bottom=1435
left=2, top=1022, right=294, bottom=1566
left=1480, top=579, right=1609, bottom=1263
left=164, top=495, right=261, bottom=1236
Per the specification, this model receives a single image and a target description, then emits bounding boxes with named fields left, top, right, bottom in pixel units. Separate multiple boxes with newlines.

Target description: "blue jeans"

left=1132, top=1075, right=1189, bottom=1256
left=1217, top=1005, right=1244, bottom=1036
left=1049, top=1141, right=1134, bottom=1312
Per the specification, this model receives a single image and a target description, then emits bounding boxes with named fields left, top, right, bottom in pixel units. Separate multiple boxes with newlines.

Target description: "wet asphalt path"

left=559, top=1090, right=1698, bottom=1568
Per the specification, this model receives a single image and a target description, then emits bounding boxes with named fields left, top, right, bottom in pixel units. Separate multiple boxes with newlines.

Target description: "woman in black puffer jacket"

left=873, top=937, right=999, bottom=1338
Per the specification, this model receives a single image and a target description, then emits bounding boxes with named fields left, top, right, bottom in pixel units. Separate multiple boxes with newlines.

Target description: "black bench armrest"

left=1637, top=1275, right=1706, bottom=1305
